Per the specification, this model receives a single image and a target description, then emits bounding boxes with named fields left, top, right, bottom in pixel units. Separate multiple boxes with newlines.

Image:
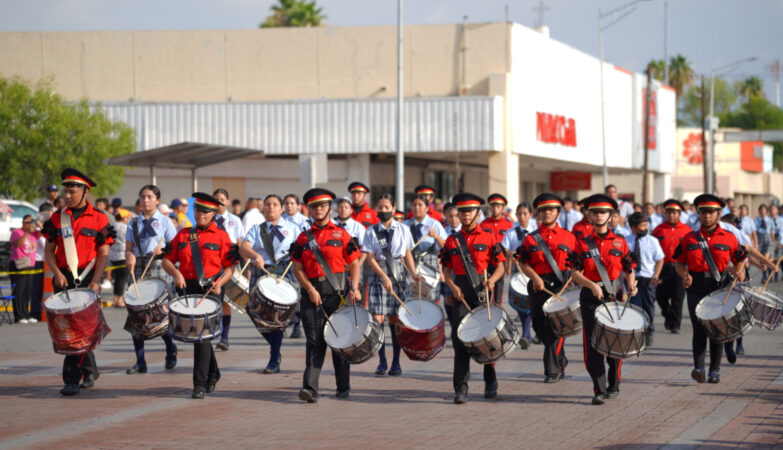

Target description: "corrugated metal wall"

left=99, top=97, right=503, bottom=155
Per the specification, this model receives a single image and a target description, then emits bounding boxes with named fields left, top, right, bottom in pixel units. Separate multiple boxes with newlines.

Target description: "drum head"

left=509, top=273, right=529, bottom=296
left=125, top=278, right=168, bottom=305
left=45, top=289, right=97, bottom=311
left=458, top=306, right=505, bottom=342
left=256, top=276, right=299, bottom=305
left=325, top=307, right=371, bottom=349
left=595, top=302, right=648, bottom=330
left=398, top=300, right=443, bottom=330
left=169, top=296, right=221, bottom=314
left=747, top=287, right=782, bottom=306
left=696, top=290, right=745, bottom=320
left=232, top=266, right=250, bottom=289
left=542, top=289, right=579, bottom=313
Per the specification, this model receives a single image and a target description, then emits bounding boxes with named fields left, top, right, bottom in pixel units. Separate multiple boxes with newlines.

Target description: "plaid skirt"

left=368, top=258, right=411, bottom=316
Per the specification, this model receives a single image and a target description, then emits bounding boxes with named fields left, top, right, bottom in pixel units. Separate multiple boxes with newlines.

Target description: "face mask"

left=377, top=211, right=393, bottom=222
left=636, top=230, right=648, bottom=238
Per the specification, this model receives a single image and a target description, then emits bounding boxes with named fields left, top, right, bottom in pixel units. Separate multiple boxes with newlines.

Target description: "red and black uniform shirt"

left=290, top=220, right=360, bottom=279
left=516, top=224, right=576, bottom=275
left=571, top=219, right=594, bottom=240
left=480, top=215, right=514, bottom=246
left=675, top=226, right=745, bottom=274
left=572, top=229, right=635, bottom=282
left=440, top=226, right=505, bottom=275
left=351, top=203, right=379, bottom=228
left=652, top=220, right=692, bottom=263
left=405, top=208, right=444, bottom=224
left=42, top=202, right=114, bottom=270
left=165, top=222, right=234, bottom=280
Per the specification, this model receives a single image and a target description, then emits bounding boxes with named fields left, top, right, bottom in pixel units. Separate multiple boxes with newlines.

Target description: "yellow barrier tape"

left=0, top=264, right=126, bottom=277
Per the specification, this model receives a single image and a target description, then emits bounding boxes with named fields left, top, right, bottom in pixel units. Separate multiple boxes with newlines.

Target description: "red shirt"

left=518, top=224, right=576, bottom=275
left=480, top=215, right=514, bottom=244
left=652, top=220, right=692, bottom=263
left=351, top=203, right=379, bottom=227
left=292, top=220, right=361, bottom=279
left=441, top=226, right=505, bottom=275
left=571, top=219, right=593, bottom=240
left=405, top=208, right=444, bottom=223
left=165, top=223, right=234, bottom=280
left=42, top=202, right=114, bottom=270
left=574, top=230, right=635, bottom=282
left=676, top=226, right=743, bottom=274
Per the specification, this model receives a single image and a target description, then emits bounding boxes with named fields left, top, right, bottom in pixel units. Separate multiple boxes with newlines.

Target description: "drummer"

left=405, top=185, right=445, bottom=223
left=674, top=194, right=746, bottom=384
left=348, top=182, right=379, bottom=228
left=240, top=194, right=300, bottom=374
left=124, top=184, right=179, bottom=374
left=570, top=194, right=637, bottom=405
left=651, top=199, right=692, bottom=334
left=571, top=199, right=593, bottom=239
left=213, top=188, right=245, bottom=352
left=162, top=192, right=235, bottom=399
left=500, top=201, right=536, bottom=348
left=440, top=192, right=506, bottom=404
left=441, top=203, right=460, bottom=323
left=480, top=194, right=514, bottom=306
left=516, top=194, right=578, bottom=382
left=363, top=194, right=419, bottom=376
left=42, top=168, right=114, bottom=396
left=334, top=197, right=367, bottom=249
left=404, top=195, right=447, bottom=303
left=290, top=188, right=362, bottom=402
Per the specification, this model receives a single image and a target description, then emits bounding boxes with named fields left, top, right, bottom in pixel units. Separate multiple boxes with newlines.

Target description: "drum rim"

left=396, top=299, right=446, bottom=333
left=695, top=290, right=747, bottom=320
left=123, top=277, right=171, bottom=306
left=254, top=275, right=301, bottom=304
left=168, top=295, right=222, bottom=314
left=593, top=301, right=649, bottom=330
left=44, top=288, right=98, bottom=314
left=456, top=304, right=507, bottom=342
left=542, top=289, right=580, bottom=312
left=323, top=306, right=375, bottom=349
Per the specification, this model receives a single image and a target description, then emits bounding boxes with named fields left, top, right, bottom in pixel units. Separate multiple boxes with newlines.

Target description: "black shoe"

left=484, top=388, right=497, bottom=399
left=664, top=322, right=671, bottom=331
left=388, top=366, right=402, bottom=376
left=544, top=375, right=560, bottom=384
left=736, top=344, right=745, bottom=355
left=671, top=328, right=680, bottom=334
left=532, top=337, right=542, bottom=345
left=691, top=368, right=706, bottom=383
left=289, top=329, right=302, bottom=339
left=518, top=337, right=530, bottom=350
left=60, top=384, right=80, bottom=396
left=299, top=388, right=317, bottom=403
left=592, top=393, right=606, bottom=405
left=646, top=334, right=654, bottom=347
left=192, top=388, right=206, bottom=399
left=725, top=343, right=737, bottom=364
left=216, top=341, right=229, bottom=351
left=80, top=372, right=99, bottom=389
left=165, top=355, right=177, bottom=370
left=335, top=390, right=350, bottom=399
left=263, top=356, right=281, bottom=374
left=375, top=363, right=388, bottom=376
left=454, top=392, right=468, bottom=404
left=707, top=371, right=720, bottom=384
left=607, top=387, right=620, bottom=399
left=205, top=383, right=216, bottom=393
left=126, top=365, right=148, bottom=374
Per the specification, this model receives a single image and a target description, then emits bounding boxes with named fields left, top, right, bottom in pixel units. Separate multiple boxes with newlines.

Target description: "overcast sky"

left=2, top=0, right=781, bottom=100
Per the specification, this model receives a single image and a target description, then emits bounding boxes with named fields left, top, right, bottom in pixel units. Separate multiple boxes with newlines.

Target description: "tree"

left=668, top=54, right=694, bottom=100
left=721, top=96, right=783, bottom=171
left=647, top=59, right=666, bottom=82
left=736, top=75, right=764, bottom=102
left=260, top=0, right=326, bottom=28
left=0, top=76, right=135, bottom=202
left=679, top=77, right=736, bottom=127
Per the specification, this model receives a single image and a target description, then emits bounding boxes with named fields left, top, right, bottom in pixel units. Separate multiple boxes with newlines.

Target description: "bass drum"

left=395, top=299, right=446, bottom=361
left=44, top=289, right=111, bottom=355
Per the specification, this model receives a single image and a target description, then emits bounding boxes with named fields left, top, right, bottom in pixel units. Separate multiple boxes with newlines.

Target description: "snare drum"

left=123, top=278, right=171, bottom=340
left=409, top=261, right=440, bottom=300
left=168, top=295, right=223, bottom=342
left=695, top=288, right=754, bottom=343
left=509, top=273, right=531, bottom=313
left=395, top=299, right=446, bottom=361
left=591, top=302, right=649, bottom=359
left=542, top=289, right=583, bottom=337
left=246, top=276, right=300, bottom=332
left=744, top=287, right=783, bottom=330
left=324, top=306, right=384, bottom=364
left=223, top=266, right=251, bottom=308
left=457, top=305, right=520, bottom=364
left=44, top=289, right=111, bottom=355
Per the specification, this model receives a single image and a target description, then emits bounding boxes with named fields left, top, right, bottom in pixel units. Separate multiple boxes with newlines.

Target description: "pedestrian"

left=756, top=204, right=775, bottom=281
left=9, top=214, right=38, bottom=323
left=110, top=209, right=131, bottom=308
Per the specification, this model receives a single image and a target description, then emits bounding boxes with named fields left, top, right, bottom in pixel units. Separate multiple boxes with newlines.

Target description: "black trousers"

left=630, top=277, right=656, bottom=334
left=111, top=260, right=129, bottom=296
left=656, top=263, right=685, bottom=330
left=686, top=274, right=724, bottom=373
left=30, top=261, right=44, bottom=320
left=10, top=260, right=33, bottom=321
left=529, top=274, right=568, bottom=377
left=488, top=264, right=504, bottom=306
left=54, top=269, right=99, bottom=386
left=580, top=287, right=621, bottom=395
left=179, top=280, right=220, bottom=389
left=301, top=279, right=350, bottom=394
left=451, top=275, right=496, bottom=394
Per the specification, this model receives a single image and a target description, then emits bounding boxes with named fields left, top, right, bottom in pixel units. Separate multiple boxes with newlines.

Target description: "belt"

left=636, top=276, right=651, bottom=281
left=691, top=272, right=717, bottom=280
left=310, top=274, right=345, bottom=283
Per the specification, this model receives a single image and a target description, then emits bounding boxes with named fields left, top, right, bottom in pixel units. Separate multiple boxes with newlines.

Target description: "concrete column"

left=653, top=172, right=670, bottom=203
left=488, top=72, right=519, bottom=207
left=346, top=154, right=371, bottom=186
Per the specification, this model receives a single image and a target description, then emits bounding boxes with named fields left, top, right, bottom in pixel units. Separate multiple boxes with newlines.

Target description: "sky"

left=2, top=0, right=782, bottom=101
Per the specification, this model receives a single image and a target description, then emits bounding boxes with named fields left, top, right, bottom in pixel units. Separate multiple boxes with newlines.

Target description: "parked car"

left=0, top=199, right=39, bottom=272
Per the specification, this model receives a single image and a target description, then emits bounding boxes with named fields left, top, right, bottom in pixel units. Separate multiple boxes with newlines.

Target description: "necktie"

left=337, top=222, right=346, bottom=229
left=140, top=218, right=156, bottom=239
left=633, top=238, right=642, bottom=267
left=216, top=216, right=226, bottom=231
left=563, top=213, right=569, bottom=230
left=270, top=224, right=286, bottom=242
left=414, top=223, right=423, bottom=242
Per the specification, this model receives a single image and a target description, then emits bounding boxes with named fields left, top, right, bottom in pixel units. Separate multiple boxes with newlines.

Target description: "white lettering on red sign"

left=536, top=112, right=577, bottom=147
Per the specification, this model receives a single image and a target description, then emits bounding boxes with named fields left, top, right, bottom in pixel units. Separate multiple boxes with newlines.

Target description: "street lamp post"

left=395, top=0, right=404, bottom=207
left=707, top=56, right=757, bottom=193
left=598, top=0, right=651, bottom=189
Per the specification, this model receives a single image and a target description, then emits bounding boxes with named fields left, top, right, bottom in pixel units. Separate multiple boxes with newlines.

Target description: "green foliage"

left=735, top=76, right=764, bottom=102
left=647, top=59, right=666, bottom=82
left=668, top=54, right=694, bottom=99
left=0, top=76, right=135, bottom=202
left=679, top=77, right=736, bottom=127
left=260, top=0, right=326, bottom=28
left=722, top=96, right=783, bottom=171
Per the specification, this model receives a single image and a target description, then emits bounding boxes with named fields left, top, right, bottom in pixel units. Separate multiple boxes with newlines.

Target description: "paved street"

left=0, top=277, right=781, bottom=449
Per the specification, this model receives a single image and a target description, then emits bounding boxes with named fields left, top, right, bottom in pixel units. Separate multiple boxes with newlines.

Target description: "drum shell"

left=457, top=306, right=520, bottom=364
left=246, top=276, right=299, bottom=332
left=45, top=290, right=111, bottom=355
left=324, top=307, right=384, bottom=364
left=745, top=288, right=783, bottom=330
left=224, top=269, right=251, bottom=308
left=591, top=302, right=648, bottom=359
left=696, top=290, right=754, bottom=343
left=123, top=279, right=171, bottom=340
left=543, top=291, right=583, bottom=338
left=168, top=296, right=223, bottom=342
left=394, top=300, right=446, bottom=361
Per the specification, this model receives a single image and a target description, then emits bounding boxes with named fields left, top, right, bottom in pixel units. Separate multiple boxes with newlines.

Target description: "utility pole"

left=642, top=64, right=652, bottom=203
left=664, top=1, right=668, bottom=84
left=700, top=75, right=709, bottom=192
left=533, top=1, right=549, bottom=27
left=768, top=60, right=781, bottom=107
left=395, top=0, right=404, bottom=207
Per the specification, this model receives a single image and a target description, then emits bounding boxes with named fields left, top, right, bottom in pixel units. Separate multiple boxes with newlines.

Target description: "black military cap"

left=192, top=192, right=222, bottom=212
left=452, top=192, right=485, bottom=210
left=533, top=193, right=564, bottom=210
left=61, top=168, right=97, bottom=189
left=304, top=188, right=336, bottom=206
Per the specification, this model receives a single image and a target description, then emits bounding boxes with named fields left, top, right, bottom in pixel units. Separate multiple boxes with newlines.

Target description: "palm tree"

left=647, top=59, right=666, bottom=82
left=668, top=54, right=694, bottom=100
left=260, top=0, right=326, bottom=28
left=736, top=76, right=764, bottom=101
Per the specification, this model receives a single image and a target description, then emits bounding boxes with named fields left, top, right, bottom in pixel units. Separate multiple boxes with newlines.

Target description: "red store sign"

left=536, top=112, right=577, bottom=147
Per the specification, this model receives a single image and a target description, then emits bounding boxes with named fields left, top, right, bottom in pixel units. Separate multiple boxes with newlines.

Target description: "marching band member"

left=625, top=212, right=664, bottom=346
left=571, top=194, right=636, bottom=405
left=404, top=195, right=447, bottom=303
left=675, top=195, right=746, bottom=384
left=441, top=203, right=461, bottom=322
left=405, top=185, right=445, bottom=223
left=162, top=193, right=235, bottom=399
left=213, top=188, right=245, bottom=352
left=480, top=194, right=513, bottom=306
left=363, top=194, right=418, bottom=376
left=334, top=197, right=367, bottom=248
left=571, top=199, right=593, bottom=239
left=501, top=201, right=536, bottom=347
left=441, top=193, right=505, bottom=404
left=652, top=199, right=692, bottom=334
left=348, top=182, right=379, bottom=228
left=291, top=188, right=362, bottom=403
left=517, top=194, right=577, bottom=382
left=283, top=194, right=310, bottom=232
left=124, top=184, right=178, bottom=374
left=43, top=168, right=114, bottom=396
left=240, top=194, right=299, bottom=374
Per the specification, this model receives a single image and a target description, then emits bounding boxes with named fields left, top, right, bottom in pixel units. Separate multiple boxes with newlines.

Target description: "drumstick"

left=411, top=235, right=429, bottom=250
left=556, top=274, right=573, bottom=297
left=760, top=255, right=783, bottom=294
left=130, top=269, right=141, bottom=299
left=319, top=303, right=339, bottom=338
left=484, top=270, right=491, bottom=321
left=619, top=280, right=638, bottom=320
left=723, top=260, right=746, bottom=305
left=350, top=292, right=359, bottom=330
left=388, top=288, right=414, bottom=316
left=418, top=270, right=422, bottom=314
left=238, top=258, right=252, bottom=277
left=139, top=237, right=165, bottom=280
left=541, top=286, right=565, bottom=301
left=278, top=260, right=294, bottom=283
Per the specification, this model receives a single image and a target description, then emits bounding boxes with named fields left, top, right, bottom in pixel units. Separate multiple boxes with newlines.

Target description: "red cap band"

left=456, top=200, right=481, bottom=209
left=194, top=199, right=219, bottom=210
left=307, top=194, right=333, bottom=205
left=588, top=202, right=614, bottom=210
left=536, top=200, right=562, bottom=209
left=63, top=175, right=90, bottom=186
left=416, top=188, right=435, bottom=195
left=697, top=201, right=722, bottom=209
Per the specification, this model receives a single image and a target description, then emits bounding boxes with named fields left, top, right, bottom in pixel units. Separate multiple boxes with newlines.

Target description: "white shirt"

left=110, top=221, right=128, bottom=261
left=501, top=224, right=535, bottom=253
left=362, top=221, right=414, bottom=260
left=404, top=215, right=447, bottom=252
left=648, top=214, right=663, bottom=230
left=624, top=233, right=664, bottom=278
left=334, top=217, right=366, bottom=247
left=739, top=216, right=756, bottom=236
left=244, top=218, right=299, bottom=265
left=558, top=210, right=583, bottom=231
left=283, top=212, right=311, bottom=232
left=617, top=199, right=635, bottom=219
left=126, top=210, right=178, bottom=257
left=721, top=221, right=751, bottom=246
left=242, top=207, right=265, bottom=231
left=444, top=223, right=461, bottom=235
left=216, top=211, right=245, bottom=244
